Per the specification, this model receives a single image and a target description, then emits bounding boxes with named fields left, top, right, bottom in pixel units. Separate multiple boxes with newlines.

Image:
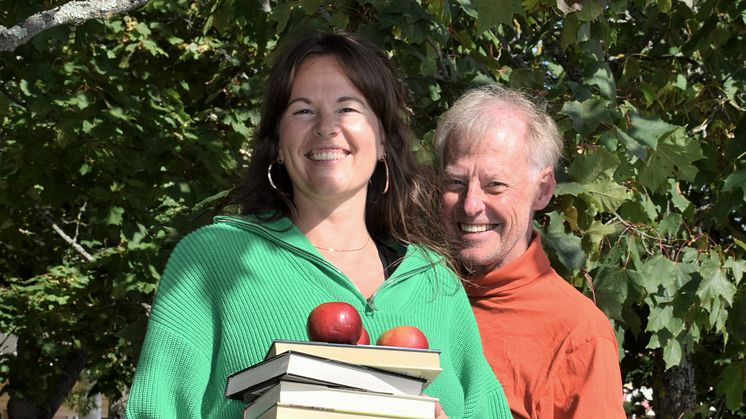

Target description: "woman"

left=125, top=31, right=510, bottom=418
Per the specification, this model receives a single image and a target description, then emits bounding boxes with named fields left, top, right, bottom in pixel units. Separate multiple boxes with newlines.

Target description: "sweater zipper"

left=365, top=263, right=432, bottom=313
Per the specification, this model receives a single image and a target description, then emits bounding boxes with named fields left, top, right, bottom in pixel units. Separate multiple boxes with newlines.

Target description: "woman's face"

left=278, top=54, right=384, bottom=207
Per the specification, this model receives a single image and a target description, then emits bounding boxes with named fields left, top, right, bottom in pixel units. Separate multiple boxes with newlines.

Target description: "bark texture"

left=0, top=0, right=150, bottom=51
left=652, top=349, right=697, bottom=419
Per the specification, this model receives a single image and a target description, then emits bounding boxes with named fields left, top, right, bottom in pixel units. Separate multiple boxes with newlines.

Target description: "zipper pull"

left=365, top=297, right=377, bottom=314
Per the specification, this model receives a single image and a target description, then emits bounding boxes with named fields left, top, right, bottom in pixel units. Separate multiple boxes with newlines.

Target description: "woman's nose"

left=313, top=111, right=339, bottom=138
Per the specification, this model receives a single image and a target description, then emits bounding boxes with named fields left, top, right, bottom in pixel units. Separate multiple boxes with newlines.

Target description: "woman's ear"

left=378, top=121, right=387, bottom=159
left=533, top=166, right=556, bottom=211
left=277, top=147, right=286, bottom=163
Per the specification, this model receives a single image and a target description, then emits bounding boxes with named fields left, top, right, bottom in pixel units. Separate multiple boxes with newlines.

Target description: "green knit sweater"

left=125, top=215, right=511, bottom=418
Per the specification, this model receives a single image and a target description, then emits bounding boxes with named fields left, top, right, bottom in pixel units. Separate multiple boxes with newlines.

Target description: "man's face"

left=441, top=106, right=555, bottom=274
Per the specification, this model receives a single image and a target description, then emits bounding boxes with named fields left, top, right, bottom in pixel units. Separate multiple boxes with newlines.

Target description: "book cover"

left=243, top=380, right=437, bottom=419
left=266, top=339, right=442, bottom=385
left=225, top=350, right=426, bottom=402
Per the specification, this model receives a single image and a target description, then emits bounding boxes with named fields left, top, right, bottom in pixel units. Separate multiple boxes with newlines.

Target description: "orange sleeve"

left=551, top=337, right=626, bottom=418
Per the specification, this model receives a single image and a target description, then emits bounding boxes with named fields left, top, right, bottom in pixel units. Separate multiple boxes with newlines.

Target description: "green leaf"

left=106, top=206, right=125, bottom=226
left=614, top=127, right=647, bottom=161
left=658, top=130, right=704, bottom=181
left=560, top=14, right=580, bottom=49
left=474, top=0, right=523, bottom=31
left=697, top=255, right=737, bottom=309
left=663, top=338, right=682, bottom=369
left=646, top=305, right=684, bottom=335
left=658, top=0, right=672, bottom=13
left=627, top=113, right=678, bottom=149
left=641, top=255, right=678, bottom=296
left=722, top=170, right=746, bottom=200
left=640, top=129, right=703, bottom=192
left=79, top=163, right=91, bottom=176
left=668, top=179, right=692, bottom=212
left=639, top=191, right=660, bottom=221
left=299, top=0, right=323, bottom=15
left=108, top=107, right=131, bottom=121
left=541, top=212, right=586, bottom=272
left=271, top=1, right=292, bottom=33
left=724, top=257, right=745, bottom=286
left=584, top=220, right=621, bottom=254
left=592, top=265, right=643, bottom=321
left=657, top=212, right=683, bottom=238
left=575, top=0, right=605, bottom=21
left=716, top=361, right=745, bottom=411
left=584, top=62, right=616, bottom=99
left=560, top=99, right=612, bottom=136
left=455, top=0, right=478, bottom=18
left=583, top=179, right=630, bottom=212
left=567, top=148, right=620, bottom=182
left=557, top=0, right=605, bottom=21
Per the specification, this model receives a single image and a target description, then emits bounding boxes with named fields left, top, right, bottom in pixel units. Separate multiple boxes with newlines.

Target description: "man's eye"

left=486, top=182, right=506, bottom=193
left=446, top=179, right=466, bottom=189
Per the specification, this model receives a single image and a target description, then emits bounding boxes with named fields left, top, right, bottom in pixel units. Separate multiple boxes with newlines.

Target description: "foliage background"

left=0, top=0, right=744, bottom=417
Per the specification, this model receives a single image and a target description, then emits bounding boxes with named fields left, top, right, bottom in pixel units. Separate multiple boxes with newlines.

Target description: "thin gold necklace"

left=312, top=236, right=371, bottom=253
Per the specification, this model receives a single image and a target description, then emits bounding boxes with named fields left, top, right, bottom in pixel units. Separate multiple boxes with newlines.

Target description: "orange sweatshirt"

left=467, top=233, right=625, bottom=418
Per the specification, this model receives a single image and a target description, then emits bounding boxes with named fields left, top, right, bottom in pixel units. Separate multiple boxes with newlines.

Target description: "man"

left=434, top=85, right=625, bottom=418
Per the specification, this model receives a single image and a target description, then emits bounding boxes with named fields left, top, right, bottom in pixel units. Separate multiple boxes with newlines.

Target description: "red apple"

left=356, top=327, right=370, bottom=345
left=307, top=302, right=363, bottom=344
left=376, top=325, right=429, bottom=349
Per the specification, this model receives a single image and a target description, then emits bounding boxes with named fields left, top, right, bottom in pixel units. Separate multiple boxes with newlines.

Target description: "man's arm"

left=552, top=336, right=626, bottom=418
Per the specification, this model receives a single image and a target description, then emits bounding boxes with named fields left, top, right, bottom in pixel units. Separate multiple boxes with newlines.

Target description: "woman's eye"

left=292, top=109, right=312, bottom=115
left=339, top=107, right=358, bottom=113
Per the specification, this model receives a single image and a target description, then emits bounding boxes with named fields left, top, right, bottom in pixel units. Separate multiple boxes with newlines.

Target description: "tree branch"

left=42, top=211, right=94, bottom=262
left=0, top=0, right=151, bottom=52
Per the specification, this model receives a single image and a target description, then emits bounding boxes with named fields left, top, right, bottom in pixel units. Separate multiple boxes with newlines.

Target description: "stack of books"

left=225, top=339, right=443, bottom=419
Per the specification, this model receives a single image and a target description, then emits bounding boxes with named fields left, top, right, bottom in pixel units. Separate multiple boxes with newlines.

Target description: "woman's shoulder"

left=168, top=215, right=279, bottom=256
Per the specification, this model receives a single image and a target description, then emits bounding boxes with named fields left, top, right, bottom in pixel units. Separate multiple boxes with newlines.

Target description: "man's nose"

left=462, top=185, right=485, bottom=216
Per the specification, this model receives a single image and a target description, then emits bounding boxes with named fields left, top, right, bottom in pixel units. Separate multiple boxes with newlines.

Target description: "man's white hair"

left=433, top=84, right=563, bottom=175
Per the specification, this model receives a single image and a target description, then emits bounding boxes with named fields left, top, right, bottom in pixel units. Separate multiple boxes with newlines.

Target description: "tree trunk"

left=652, top=348, right=697, bottom=419
left=7, top=336, right=86, bottom=419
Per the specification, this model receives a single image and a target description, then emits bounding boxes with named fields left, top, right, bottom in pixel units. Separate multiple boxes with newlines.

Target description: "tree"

left=0, top=0, right=744, bottom=418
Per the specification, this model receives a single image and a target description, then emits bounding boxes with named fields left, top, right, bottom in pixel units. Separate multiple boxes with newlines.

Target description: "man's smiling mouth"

left=459, top=223, right=498, bottom=233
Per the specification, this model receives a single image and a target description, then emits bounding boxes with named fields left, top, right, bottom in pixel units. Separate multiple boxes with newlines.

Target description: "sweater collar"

left=213, top=214, right=315, bottom=252
left=465, top=231, right=552, bottom=298
left=212, top=214, right=437, bottom=276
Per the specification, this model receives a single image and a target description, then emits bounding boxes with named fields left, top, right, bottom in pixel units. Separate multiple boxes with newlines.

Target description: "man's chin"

left=457, top=249, right=498, bottom=273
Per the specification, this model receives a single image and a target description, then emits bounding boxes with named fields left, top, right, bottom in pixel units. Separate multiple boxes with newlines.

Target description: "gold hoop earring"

left=267, top=159, right=282, bottom=193
left=380, top=156, right=389, bottom=195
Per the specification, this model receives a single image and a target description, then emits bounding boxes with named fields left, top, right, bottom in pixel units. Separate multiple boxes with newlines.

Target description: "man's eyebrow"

left=443, top=167, right=463, bottom=177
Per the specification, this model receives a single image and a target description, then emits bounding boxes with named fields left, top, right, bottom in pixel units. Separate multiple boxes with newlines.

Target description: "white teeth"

left=308, top=151, right=347, bottom=161
left=460, top=223, right=497, bottom=233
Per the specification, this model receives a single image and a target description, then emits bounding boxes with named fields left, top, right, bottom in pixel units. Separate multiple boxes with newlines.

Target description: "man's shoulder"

left=536, top=270, right=615, bottom=331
